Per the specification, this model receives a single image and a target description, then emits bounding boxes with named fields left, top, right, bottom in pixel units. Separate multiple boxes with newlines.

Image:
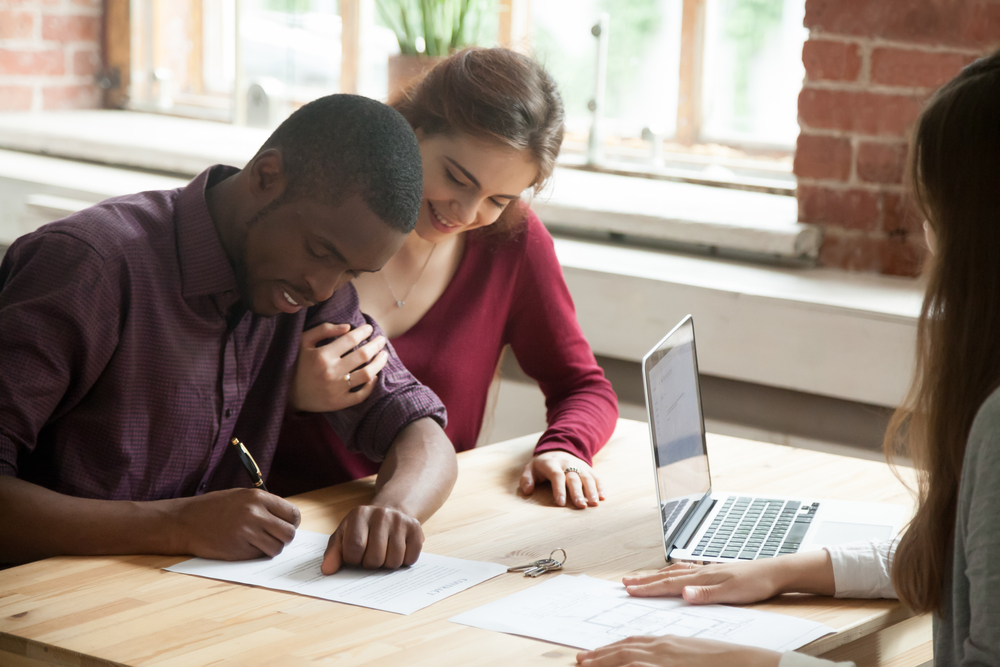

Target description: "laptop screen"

left=642, top=316, right=712, bottom=548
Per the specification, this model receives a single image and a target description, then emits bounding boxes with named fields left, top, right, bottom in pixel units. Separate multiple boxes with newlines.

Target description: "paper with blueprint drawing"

left=450, top=575, right=834, bottom=651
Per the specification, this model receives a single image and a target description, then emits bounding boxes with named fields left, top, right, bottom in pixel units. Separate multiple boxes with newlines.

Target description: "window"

left=531, top=0, right=805, bottom=189
left=113, top=0, right=802, bottom=188
left=700, top=0, right=807, bottom=147
left=128, top=0, right=355, bottom=122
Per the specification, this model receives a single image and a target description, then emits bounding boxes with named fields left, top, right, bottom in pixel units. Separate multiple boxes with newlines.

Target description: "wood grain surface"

left=0, top=419, right=928, bottom=666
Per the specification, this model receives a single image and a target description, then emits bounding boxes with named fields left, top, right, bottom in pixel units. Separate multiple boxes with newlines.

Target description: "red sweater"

left=269, top=210, right=618, bottom=495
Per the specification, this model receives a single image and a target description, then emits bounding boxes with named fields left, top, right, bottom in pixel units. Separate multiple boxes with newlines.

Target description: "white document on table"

left=450, top=574, right=835, bottom=651
left=165, top=529, right=506, bottom=615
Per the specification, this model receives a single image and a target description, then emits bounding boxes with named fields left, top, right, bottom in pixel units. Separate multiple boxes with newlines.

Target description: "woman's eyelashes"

left=444, top=168, right=465, bottom=188
left=444, top=169, right=506, bottom=210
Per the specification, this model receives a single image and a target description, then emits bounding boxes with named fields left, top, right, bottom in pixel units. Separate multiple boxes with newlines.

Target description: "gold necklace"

left=379, top=243, right=437, bottom=308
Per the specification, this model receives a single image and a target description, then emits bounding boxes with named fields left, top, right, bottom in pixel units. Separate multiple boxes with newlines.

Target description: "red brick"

left=883, top=192, right=923, bottom=236
left=42, top=83, right=99, bottom=109
left=804, top=0, right=1000, bottom=50
left=0, top=10, right=32, bottom=39
left=818, top=232, right=882, bottom=272
left=857, top=141, right=908, bottom=184
left=0, top=85, right=33, bottom=111
left=794, top=134, right=853, bottom=181
left=798, top=88, right=926, bottom=137
left=803, top=40, right=862, bottom=82
left=871, top=48, right=978, bottom=89
left=73, top=48, right=100, bottom=76
left=963, top=2, right=1000, bottom=47
left=42, top=14, right=100, bottom=42
left=798, top=184, right=880, bottom=231
left=817, top=230, right=923, bottom=276
left=0, top=48, right=64, bottom=76
left=880, top=234, right=926, bottom=276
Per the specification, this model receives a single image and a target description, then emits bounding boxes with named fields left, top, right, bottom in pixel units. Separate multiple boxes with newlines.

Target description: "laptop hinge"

left=672, top=494, right=715, bottom=553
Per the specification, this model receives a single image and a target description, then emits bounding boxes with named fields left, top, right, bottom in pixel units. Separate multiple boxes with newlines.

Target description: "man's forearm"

left=0, top=475, right=176, bottom=564
left=373, top=418, right=457, bottom=522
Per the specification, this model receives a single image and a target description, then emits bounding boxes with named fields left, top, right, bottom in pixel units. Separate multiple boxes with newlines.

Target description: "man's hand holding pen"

left=149, top=437, right=302, bottom=562
left=163, top=488, right=301, bottom=561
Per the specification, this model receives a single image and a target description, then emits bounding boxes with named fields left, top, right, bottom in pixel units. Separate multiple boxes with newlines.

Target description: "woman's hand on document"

left=289, top=322, right=390, bottom=413
left=576, top=635, right=781, bottom=667
left=622, top=550, right=836, bottom=605
left=520, top=451, right=605, bottom=509
left=576, top=553, right=837, bottom=667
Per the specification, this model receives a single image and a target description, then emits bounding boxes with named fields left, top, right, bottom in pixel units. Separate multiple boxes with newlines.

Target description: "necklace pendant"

left=396, top=300, right=405, bottom=308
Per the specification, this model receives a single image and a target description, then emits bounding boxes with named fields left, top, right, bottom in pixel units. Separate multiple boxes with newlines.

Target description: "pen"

left=230, top=437, right=269, bottom=492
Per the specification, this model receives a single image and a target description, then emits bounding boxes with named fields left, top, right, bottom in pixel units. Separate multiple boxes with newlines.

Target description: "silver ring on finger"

left=343, top=372, right=352, bottom=388
left=564, top=467, right=582, bottom=475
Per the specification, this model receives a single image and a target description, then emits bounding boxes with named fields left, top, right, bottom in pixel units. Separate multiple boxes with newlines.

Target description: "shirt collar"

left=175, top=165, right=241, bottom=300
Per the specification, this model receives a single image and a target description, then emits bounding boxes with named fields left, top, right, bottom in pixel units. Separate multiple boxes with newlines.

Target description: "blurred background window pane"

left=240, top=0, right=343, bottom=106
left=125, top=0, right=803, bottom=178
left=531, top=0, right=683, bottom=159
left=701, top=0, right=807, bottom=147
left=130, top=0, right=352, bottom=122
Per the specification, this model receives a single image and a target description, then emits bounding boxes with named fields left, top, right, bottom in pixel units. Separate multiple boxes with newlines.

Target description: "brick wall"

left=795, top=0, right=1000, bottom=276
left=0, top=0, right=103, bottom=112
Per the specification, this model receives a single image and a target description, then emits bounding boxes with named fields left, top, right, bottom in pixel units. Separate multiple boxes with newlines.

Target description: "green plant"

left=375, top=0, right=487, bottom=56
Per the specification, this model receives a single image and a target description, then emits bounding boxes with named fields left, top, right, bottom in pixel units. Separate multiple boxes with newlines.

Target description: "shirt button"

left=225, top=408, right=232, bottom=418
left=199, top=482, right=207, bottom=491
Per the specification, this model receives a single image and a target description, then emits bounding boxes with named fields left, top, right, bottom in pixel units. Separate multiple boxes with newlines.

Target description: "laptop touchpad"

left=812, top=521, right=893, bottom=545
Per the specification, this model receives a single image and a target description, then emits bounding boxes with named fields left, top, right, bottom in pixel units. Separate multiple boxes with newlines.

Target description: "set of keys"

left=506, top=548, right=567, bottom=578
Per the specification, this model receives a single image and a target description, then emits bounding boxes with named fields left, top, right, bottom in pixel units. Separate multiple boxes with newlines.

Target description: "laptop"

left=643, top=315, right=906, bottom=564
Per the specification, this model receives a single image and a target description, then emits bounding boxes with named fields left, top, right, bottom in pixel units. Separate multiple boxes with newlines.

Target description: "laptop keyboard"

left=661, top=498, right=690, bottom=531
left=691, top=497, right=819, bottom=560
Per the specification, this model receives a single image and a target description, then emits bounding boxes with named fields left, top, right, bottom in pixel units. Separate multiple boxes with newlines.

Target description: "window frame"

left=104, top=0, right=792, bottom=192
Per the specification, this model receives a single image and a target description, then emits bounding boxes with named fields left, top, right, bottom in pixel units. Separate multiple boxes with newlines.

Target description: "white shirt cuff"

left=825, top=539, right=898, bottom=599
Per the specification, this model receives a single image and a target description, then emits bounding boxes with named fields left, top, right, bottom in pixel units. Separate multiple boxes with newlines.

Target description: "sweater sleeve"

left=503, top=211, right=618, bottom=464
left=957, top=389, right=1000, bottom=666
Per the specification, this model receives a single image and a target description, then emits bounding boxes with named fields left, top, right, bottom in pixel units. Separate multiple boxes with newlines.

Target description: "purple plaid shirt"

left=0, top=166, right=445, bottom=501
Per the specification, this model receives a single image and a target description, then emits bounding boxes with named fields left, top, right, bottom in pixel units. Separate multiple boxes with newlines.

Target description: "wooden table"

left=0, top=419, right=929, bottom=667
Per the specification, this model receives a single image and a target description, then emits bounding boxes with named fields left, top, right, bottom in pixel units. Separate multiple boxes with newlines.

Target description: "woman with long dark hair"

left=576, top=51, right=1000, bottom=667
left=270, top=48, right=619, bottom=509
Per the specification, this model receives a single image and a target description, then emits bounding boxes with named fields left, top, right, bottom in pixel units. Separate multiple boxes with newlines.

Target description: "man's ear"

left=246, top=148, right=287, bottom=204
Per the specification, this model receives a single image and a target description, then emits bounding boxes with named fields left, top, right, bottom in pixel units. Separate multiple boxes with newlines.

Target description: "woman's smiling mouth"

left=428, top=201, right=461, bottom=233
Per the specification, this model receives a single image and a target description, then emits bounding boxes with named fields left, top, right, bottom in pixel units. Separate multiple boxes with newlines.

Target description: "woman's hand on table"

left=622, top=549, right=836, bottom=605
left=576, top=635, right=781, bottom=667
left=520, top=451, right=605, bottom=509
left=288, top=322, right=389, bottom=412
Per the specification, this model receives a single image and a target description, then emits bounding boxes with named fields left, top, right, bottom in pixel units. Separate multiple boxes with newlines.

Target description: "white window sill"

left=0, top=110, right=816, bottom=260
left=535, top=169, right=815, bottom=259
